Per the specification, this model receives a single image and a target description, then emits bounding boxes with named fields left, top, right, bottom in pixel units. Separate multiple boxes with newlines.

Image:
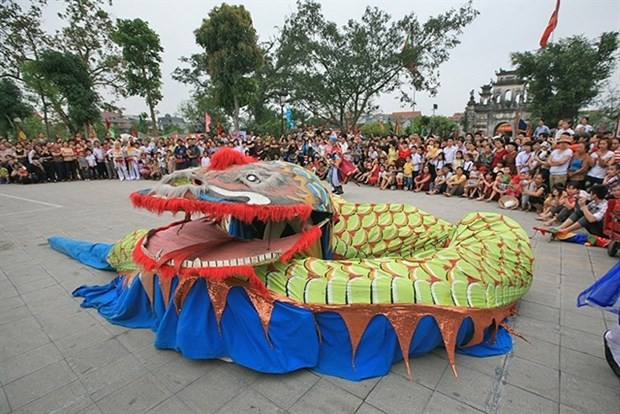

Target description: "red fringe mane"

left=280, top=225, right=323, bottom=262
left=208, top=148, right=256, bottom=171
left=130, top=191, right=313, bottom=224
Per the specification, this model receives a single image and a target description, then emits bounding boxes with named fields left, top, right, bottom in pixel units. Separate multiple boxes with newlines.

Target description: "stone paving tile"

left=504, top=356, right=560, bottom=401
left=423, top=392, right=483, bottom=414
left=95, top=374, right=171, bottom=414
left=154, top=356, right=213, bottom=394
left=289, top=379, right=363, bottom=414
left=145, top=396, right=197, bottom=414
left=496, top=383, right=558, bottom=414
left=1, top=180, right=619, bottom=414
left=560, top=372, right=620, bottom=414
left=0, top=387, right=10, bottom=414
left=366, top=374, right=433, bottom=414
left=176, top=362, right=260, bottom=414
left=0, top=316, right=50, bottom=361
left=0, top=343, right=63, bottom=386
left=11, top=380, right=93, bottom=414
left=3, top=361, right=77, bottom=410
left=79, top=355, right=148, bottom=402
left=251, top=370, right=320, bottom=409
left=560, top=347, right=620, bottom=388
left=435, top=365, right=496, bottom=412
left=217, top=389, right=287, bottom=413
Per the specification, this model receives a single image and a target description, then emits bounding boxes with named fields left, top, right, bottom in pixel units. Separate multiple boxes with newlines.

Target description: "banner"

left=205, top=113, right=211, bottom=133
left=286, top=107, right=294, bottom=129
left=540, top=0, right=560, bottom=48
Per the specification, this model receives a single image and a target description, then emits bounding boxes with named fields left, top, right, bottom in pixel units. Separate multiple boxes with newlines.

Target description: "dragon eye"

left=246, top=174, right=260, bottom=183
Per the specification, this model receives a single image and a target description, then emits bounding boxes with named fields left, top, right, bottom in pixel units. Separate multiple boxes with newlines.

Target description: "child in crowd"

left=541, top=182, right=579, bottom=226
left=538, top=184, right=564, bottom=219
left=476, top=172, right=495, bottom=201
left=463, top=153, right=474, bottom=174
left=603, top=163, right=619, bottom=191
left=77, top=151, right=89, bottom=180
left=395, top=165, right=404, bottom=190
left=403, top=158, right=414, bottom=190
left=464, top=165, right=481, bottom=198
left=85, top=149, right=97, bottom=180
left=520, top=171, right=536, bottom=211
left=452, top=151, right=464, bottom=170
left=380, top=165, right=395, bottom=190
left=505, top=176, right=522, bottom=198
left=486, top=172, right=508, bottom=201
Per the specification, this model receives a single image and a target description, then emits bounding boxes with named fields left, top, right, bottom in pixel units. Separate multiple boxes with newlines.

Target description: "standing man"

left=533, top=118, right=550, bottom=138
left=547, top=133, right=573, bottom=187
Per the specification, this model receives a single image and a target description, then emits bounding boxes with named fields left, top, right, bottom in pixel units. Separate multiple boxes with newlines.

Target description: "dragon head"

left=130, top=149, right=333, bottom=290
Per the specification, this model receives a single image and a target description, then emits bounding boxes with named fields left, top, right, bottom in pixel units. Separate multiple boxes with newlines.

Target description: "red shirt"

left=398, top=148, right=412, bottom=160
left=491, top=148, right=507, bottom=168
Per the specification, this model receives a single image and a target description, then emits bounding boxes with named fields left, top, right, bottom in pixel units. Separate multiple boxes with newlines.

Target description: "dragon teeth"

left=155, top=249, right=163, bottom=260
left=193, top=258, right=201, bottom=268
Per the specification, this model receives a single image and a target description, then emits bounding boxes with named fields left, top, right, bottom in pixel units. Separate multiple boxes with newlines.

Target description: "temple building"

left=464, top=69, right=530, bottom=137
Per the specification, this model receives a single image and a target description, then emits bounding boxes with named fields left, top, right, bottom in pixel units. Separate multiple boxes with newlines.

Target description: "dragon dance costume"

left=49, top=148, right=533, bottom=380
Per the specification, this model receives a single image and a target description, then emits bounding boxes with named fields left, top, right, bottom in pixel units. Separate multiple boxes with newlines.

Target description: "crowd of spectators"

left=1, top=117, right=619, bottom=235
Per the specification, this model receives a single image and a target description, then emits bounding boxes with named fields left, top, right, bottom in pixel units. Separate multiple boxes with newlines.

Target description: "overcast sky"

left=37, top=0, right=620, bottom=117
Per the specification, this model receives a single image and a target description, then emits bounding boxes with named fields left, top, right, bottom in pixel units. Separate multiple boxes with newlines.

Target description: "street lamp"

left=278, top=90, right=288, bottom=137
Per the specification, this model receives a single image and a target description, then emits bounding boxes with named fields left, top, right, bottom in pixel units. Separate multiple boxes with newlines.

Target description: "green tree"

left=512, top=32, right=619, bottom=126
left=112, top=18, right=163, bottom=131
left=0, top=78, right=33, bottom=137
left=0, top=0, right=54, bottom=137
left=275, top=0, right=478, bottom=130
left=30, top=50, right=99, bottom=132
left=407, top=115, right=457, bottom=137
left=55, top=0, right=123, bottom=99
left=360, top=121, right=392, bottom=137
left=174, top=3, right=264, bottom=131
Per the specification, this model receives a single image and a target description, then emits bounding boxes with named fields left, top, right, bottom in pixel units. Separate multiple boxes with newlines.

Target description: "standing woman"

left=51, top=143, right=64, bottom=181
left=586, top=137, right=614, bottom=186
left=40, top=142, right=55, bottom=182
left=111, top=141, right=130, bottom=181
left=60, top=141, right=76, bottom=180
left=567, top=142, right=589, bottom=189
left=126, top=142, right=140, bottom=180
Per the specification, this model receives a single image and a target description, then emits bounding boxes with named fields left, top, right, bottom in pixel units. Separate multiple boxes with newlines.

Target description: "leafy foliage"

left=0, top=78, right=33, bottom=137
left=29, top=50, right=99, bottom=132
left=512, top=32, right=619, bottom=126
left=174, top=3, right=264, bottom=131
left=407, top=115, right=458, bottom=137
left=360, top=121, right=392, bottom=137
left=55, top=0, right=123, bottom=99
left=275, top=0, right=478, bottom=130
left=113, top=18, right=163, bottom=130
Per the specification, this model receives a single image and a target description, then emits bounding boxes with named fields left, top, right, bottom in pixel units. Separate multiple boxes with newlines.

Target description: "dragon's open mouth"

left=137, top=214, right=328, bottom=272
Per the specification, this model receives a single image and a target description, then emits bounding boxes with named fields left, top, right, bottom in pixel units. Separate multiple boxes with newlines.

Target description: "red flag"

left=205, top=113, right=211, bottom=133
left=105, top=117, right=110, bottom=131
left=540, top=0, right=560, bottom=48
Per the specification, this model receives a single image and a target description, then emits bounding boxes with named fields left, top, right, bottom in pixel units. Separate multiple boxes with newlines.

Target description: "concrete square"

left=366, top=374, right=433, bottom=414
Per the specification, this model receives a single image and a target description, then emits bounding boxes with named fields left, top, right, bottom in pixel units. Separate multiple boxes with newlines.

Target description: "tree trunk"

left=145, top=88, right=158, bottom=132
left=233, top=94, right=240, bottom=132
left=41, top=96, right=51, bottom=140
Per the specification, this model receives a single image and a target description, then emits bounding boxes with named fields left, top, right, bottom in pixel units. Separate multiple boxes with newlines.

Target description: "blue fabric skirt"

left=73, top=273, right=513, bottom=381
left=578, top=261, right=620, bottom=315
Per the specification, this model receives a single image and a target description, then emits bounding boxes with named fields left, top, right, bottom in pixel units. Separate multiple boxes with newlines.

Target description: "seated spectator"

left=486, top=171, right=509, bottom=202
left=445, top=167, right=466, bottom=197
left=522, top=173, right=548, bottom=213
left=586, top=137, right=613, bottom=186
left=414, top=165, right=432, bottom=192
left=427, top=169, right=447, bottom=195
left=550, top=184, right=608, bottom=236
left=603, top=163, right=619, bottom=191
left=540, top=182, right=579, bottom=226
left=538, top=184, right=564, bottom=219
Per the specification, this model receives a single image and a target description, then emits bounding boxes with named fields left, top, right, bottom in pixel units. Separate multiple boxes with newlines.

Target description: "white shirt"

left=411, top=153, right=422, bottom=171
left=93, top=147, right=104, bottom=161
left=515, top=150, right=533, bottom=173
left=588, top=151, right=614, bottom=179
left=549, top=148, right=573, bottom=175
left=443, top=145, right=458, bottom=163
left=555, top=128, right=575, bottom=138
left=201, top=156, right=211, bottom=168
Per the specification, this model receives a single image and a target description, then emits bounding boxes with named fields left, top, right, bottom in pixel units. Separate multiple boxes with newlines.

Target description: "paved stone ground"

left=0, top=180, right=618, bottom=414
